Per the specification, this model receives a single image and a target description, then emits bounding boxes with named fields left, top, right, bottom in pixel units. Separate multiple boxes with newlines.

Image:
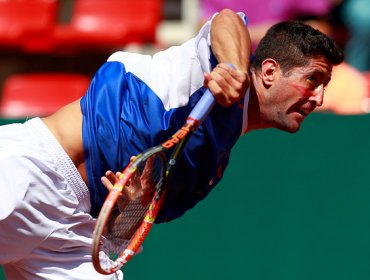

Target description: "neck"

left=42, top=99, right=87, bottom=183
left=245, top=72, right=272, bottom=133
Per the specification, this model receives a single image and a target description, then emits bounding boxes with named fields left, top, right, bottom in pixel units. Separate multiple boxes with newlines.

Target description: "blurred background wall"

left=122, top=113, right=370, bottom=280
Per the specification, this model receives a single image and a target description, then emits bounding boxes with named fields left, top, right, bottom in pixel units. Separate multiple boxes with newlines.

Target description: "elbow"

left=217, top=8, right=239, bottom=21
left=214, top=9, right=246, bottom=31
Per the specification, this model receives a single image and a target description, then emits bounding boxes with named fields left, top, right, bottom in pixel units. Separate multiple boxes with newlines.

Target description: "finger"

left=127, top=170, right=141, bottom=190
left=207, top=74, right=237, bottom=106
left=105, top=170, right=118, bottom=184
left=203, top=72, right=212, bottom=88
left=218, top=63, right=247, bottom=84
left=208, top=65, right=248, bottom=106
left=211, top=69, right=232, bottom=91
left=207, top=79, right=226, bottom=104
left=140, top=157, right=158, bottom=205
left=213, top=64, right=247, bottom=94
left=141, top=156, right=155, bottom=188
left=122, top=171, right=140, bottom=201
left=101, top=176, right=114, bottom=191
left=204, top=66, right=235, bottom=90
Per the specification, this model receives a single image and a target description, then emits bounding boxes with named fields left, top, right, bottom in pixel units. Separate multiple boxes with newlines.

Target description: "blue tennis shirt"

left=81, top=12, right=249, bottom=222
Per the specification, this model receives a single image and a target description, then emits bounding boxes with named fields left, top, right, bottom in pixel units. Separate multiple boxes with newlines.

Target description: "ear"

left=261, top=59, right=278, bottom=86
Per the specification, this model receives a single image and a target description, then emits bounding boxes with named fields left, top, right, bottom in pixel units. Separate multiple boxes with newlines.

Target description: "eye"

left=307, top=76, right=318, bottom=86
left=307, top=75, right=322, bottom=90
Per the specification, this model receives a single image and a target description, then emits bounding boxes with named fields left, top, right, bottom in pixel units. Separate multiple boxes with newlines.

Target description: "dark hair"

left=251, top=21, right=344, bottom=73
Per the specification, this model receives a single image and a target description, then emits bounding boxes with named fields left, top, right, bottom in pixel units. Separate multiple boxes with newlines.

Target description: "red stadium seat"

left=51, top=0, right=163, bottom=54
left=0, top=73, right=90, bottom=118
left=0, top=0, right=58, bottom=53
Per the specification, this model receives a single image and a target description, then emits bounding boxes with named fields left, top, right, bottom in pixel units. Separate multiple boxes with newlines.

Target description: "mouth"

left=297, top=108, right=309, bottom=117
left=290, top=102, right=315, bottom=118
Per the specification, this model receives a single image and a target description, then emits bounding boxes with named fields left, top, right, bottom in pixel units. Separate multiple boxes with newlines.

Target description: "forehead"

left=296, top=56, right=333, bottom=76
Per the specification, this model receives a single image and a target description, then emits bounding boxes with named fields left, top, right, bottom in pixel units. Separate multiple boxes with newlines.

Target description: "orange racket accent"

left=92, top=88, right=217, bottom=275
left=101, top=189, right=167, bottom=274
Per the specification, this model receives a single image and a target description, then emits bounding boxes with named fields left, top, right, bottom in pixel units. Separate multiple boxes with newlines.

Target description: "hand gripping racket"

left=92, top=88, right=216, bottom=275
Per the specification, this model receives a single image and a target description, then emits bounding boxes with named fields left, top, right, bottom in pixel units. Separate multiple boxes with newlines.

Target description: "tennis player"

left=0, top=9, right=343, bottom=280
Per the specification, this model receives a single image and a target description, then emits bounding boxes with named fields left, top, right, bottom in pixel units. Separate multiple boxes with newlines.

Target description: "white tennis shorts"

left=0, top=118, right=123, bottom=280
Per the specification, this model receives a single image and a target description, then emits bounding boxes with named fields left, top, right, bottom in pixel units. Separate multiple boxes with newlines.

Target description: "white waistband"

left=25, top=118, right=91, bottom=212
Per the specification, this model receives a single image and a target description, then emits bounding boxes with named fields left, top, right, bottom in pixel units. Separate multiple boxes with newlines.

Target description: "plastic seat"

left=51, top=0, right=163, bottom=54
left=0, top=0, right=57, bottom=52
left=0, top=73, right=90, bottom=118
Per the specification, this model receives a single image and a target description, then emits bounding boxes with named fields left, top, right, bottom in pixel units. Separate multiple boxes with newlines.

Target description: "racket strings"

left=102, top=199, right=150, bottom=261
left=100, top=153, right=167, bottom=262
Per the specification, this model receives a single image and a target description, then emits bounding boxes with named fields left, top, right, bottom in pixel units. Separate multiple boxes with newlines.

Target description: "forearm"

left=204, top=9, right=251, bottom=106
left=210, top=9, right=251, bottom=74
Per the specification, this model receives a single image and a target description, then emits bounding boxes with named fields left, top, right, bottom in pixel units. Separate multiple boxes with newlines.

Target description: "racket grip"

left=188, top=88, right=216, bottom=125
left=188, top=63, right=236, bottom=125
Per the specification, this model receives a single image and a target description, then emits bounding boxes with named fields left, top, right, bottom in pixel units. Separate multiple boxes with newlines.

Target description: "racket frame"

left=92, top=89, right=216, bottom=274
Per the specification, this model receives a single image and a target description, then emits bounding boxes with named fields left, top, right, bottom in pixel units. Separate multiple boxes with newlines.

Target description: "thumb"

left=203, top=72, right=212, bottom=88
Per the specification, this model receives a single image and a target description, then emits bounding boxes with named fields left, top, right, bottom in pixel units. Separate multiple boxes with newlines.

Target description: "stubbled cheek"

left=288, top=83, right=312, bottom=98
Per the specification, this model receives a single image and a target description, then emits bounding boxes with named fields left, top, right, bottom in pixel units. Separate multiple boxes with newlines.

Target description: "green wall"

left=1, top=113, right=370, bottom=279
left=124, top=113, right=370, bottom=280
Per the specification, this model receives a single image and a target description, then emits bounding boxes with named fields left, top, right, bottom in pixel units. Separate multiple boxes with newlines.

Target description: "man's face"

left=260, top=56, right=333, bottom=133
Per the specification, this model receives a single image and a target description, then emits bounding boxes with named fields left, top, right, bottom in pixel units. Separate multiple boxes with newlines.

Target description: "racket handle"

left=188, top=88, right=216, bottom=125
left=188, top=63, right=236, bottom=125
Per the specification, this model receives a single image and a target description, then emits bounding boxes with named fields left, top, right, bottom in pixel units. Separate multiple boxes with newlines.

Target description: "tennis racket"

left=92, top=88, right=216, bottom=275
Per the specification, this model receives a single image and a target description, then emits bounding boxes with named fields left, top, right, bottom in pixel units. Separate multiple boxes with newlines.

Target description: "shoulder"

left=103, top=46, right=205, bottom=110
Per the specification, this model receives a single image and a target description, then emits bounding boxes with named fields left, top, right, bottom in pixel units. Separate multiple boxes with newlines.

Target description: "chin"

left=288, top=126, right=300, bottom=133
left=276, top=121, right=301, bottom=133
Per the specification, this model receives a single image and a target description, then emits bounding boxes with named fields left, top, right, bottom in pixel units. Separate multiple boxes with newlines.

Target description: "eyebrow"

left=309, top=70, right=324, bottom=77
left=309, top=69, right=331, bottom=82
left=306, top=69, right=332, bottom=87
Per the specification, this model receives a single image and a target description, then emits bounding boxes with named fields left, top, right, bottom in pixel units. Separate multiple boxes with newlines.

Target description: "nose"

left=309, top=84, right=324, bottom=107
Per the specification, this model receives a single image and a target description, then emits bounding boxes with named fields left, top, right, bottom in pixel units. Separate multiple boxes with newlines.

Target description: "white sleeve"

left=105, top=12, right=248, bottom=114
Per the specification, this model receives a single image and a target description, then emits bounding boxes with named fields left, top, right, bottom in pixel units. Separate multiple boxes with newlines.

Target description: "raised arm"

left=204, top=9, right=252, bottom=106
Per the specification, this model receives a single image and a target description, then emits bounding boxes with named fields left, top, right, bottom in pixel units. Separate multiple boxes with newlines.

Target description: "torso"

left=42, top=99, right=88, bottom=184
